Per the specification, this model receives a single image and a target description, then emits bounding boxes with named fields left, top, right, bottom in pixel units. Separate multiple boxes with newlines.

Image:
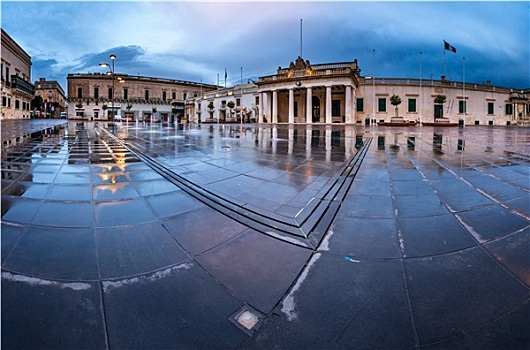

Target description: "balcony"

left=11, top=75, right=35, bottom=95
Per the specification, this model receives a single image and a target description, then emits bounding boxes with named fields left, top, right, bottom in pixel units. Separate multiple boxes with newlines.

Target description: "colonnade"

left=258, top=84, right=357, bottom=124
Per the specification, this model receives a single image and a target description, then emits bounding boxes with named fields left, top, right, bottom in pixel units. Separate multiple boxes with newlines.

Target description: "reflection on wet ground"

left=1, top=120, right=529, bottom=349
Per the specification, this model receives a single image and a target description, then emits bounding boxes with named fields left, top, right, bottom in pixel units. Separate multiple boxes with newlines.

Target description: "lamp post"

left=100, top=54, right=116, bottom=121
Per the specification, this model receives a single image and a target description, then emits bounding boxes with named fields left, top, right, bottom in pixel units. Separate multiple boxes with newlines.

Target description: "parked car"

left=60, top=112, right=68, bottom=119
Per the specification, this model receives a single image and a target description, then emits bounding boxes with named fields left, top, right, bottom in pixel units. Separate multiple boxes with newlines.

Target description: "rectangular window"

left=183, top=92, right=188, bottom=100
left=408, top=99, right=416, bottom=112
left=357, top=98, right=364, bottom=112
left=487, top=102, right=494, bottom=115
left=236, top=98, right=241, bottom=107
left=108, top=88, right=113, bottom=99
left=162, top=91, right=167, bottom=102
left=94, top=87, right=99, bottom=99
left=332, top=100, right=341, bottom=116
left=2, top=96, right=6, bottom=106
left=6, top=67, right=9, bottom=83
left=255, top=96, right=260, bottom=105
left=378, top=98, right=386, bottom=112
left=15, top=100, right=20, bottom=109
left=145, top=90, right=149, bottom=100
left=172, top=92, right=176, bottom=100
left=459, top=100, right=467, bottom=114
left=294, top=101, right=298, bottom=117
left=77, top=87, right=83, bottom=98
left=505, top=104, right=513, bottom=115
left=123, top=88, right=128, bottom=100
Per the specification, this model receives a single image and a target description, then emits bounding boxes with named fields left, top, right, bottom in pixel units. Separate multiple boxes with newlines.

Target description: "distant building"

left=33, top=78, right=67, bottom=118
left=67, top=73, right=217, bottom=122
left=191, top=56, right=530, bottom=126
left=1, top=29, right=35, bottom=120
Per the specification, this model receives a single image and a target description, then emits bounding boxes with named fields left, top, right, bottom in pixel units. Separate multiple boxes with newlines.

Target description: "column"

left=288, top=88, right=294, bottom=124
left=272, top=90, right=278, bottom=123
left=258, top=92, right=264, bottom=123
left=325, top=85, right=332, bottom=124
left=345, top=85, right=352, bottom=124
left=306, top=87, right=312, bottom=124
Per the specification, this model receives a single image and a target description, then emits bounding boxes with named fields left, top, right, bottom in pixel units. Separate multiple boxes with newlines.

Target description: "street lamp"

left=100, top=54, right=116, bottom=121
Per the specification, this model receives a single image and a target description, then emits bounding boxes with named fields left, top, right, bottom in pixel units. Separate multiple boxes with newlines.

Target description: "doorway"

left=312, top=96, right=321, bottom=123
left=434, top=104, right=443, bottom=119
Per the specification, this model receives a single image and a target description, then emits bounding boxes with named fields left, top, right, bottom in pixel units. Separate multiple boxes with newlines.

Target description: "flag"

left=444, top=40, right=456, bottom=53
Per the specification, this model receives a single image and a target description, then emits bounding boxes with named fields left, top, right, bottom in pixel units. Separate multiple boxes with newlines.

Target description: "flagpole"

left=419, top=51, right=423, bottom=126
left=372, top=49, right=375, bottom=126
left=300, top=19, right=303, bottom=57
left=443, top=41, right=446, bottom=78
left=463, top=57, right=466, bottom=119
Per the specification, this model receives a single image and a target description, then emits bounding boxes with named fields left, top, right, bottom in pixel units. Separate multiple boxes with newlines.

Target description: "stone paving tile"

left=3, top=225, right=99, bottom=280
left=1, top=276, right=106, bottom=349
left=96, top=221, right=189, bottom=279
left=266, top=252, right=417, bottom=348
left=404, top=247, right=529, bottom=346
left=196, top=229, right=313, bottom=314
left=102, top=262, right=247, bottom=349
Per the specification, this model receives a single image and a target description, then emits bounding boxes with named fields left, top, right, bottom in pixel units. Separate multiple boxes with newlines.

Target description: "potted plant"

left=390, top=94, right=402, bottom=118
left=227, top=101, right=235, bottom=120
left=207, top=101, right=215, bottom=120
left=151, top=106, right=157, bottom=122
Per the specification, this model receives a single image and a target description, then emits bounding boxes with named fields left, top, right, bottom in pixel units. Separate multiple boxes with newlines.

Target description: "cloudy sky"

left=2, top=1, right=528, bottom=92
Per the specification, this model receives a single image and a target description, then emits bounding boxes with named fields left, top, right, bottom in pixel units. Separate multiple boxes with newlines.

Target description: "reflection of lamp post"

left=100, top=54, right=116, bottom=120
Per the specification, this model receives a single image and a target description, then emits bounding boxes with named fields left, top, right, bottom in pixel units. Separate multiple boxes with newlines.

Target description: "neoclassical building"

left=1, top=29, right=35, bottom=120
left=191, top=56, right=529, bottom=126
left=67, top=73, right=217, bottom=122
left=34, top=78, right=67, bottom=118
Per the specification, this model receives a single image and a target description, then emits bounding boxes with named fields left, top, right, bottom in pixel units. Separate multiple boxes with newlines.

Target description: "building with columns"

left=257, top=56, right=360, bottom=124
left=1, top=29, right=35, bottom=120
left=191, top=56, right=529, bottom=126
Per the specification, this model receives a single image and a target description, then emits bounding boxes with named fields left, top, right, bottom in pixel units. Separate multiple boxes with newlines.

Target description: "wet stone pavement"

left=1, top=120, right=529, bottom=349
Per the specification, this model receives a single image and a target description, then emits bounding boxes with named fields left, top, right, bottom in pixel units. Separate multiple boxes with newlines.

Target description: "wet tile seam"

left=100, top=127, right=372, bottom=248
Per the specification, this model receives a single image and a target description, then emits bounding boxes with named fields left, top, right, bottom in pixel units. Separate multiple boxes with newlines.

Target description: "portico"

left=257, top=57, right=360, bottom=124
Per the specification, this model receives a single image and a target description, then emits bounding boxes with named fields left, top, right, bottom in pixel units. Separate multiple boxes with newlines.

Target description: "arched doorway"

left=312, top=96, right=321, bottom=123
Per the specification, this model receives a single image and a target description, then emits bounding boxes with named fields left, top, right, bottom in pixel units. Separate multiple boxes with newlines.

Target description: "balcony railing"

left=358, top=77, right=514, bottom=93
left=11, top=75, right=35, bottom=95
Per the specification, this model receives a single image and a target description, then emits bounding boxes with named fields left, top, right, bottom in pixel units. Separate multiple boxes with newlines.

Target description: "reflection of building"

left=67, top=73, right=217, bottom=122
left=34, top=78, right=67, bottom=118
left=190, top=56, right=530, bottom=126
left=1, top=29, right=35, bottom=120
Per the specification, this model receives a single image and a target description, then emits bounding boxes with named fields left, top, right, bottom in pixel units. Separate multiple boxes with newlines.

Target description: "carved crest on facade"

left=289, top=56, right=311, bottom=71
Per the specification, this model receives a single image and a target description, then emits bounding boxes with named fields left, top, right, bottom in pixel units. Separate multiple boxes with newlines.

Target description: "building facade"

left=1, top=29, right=35, bottom=120
left=33, top=78, right=67, bottom=118
left=189, top=56, right=529, bottom=126
left=67, top=73, right=217, bottom=122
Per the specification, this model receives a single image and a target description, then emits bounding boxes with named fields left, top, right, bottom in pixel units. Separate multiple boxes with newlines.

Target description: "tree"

left=207, top=101, right=215, bottom=119
left=390, top=94, right=402, bottom=118
left=31, top=95, right=44, bottom=111
left=227, top=101, right=235, bottom=119
left=152, top=106, right=157, bottom=122
left=102, top=104, right=109, bottom=119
